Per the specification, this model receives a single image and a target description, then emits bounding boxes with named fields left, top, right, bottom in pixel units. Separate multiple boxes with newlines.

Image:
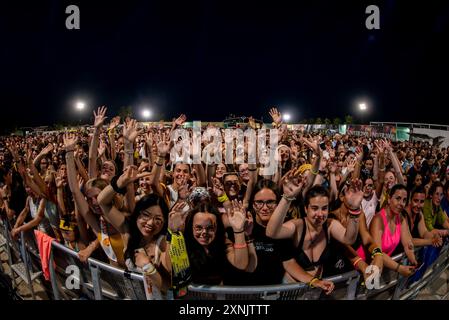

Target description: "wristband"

left=308, top=277, right=319, bottom=288
left=282, top=194, right=296, bottom=201
left=233, top=243, right=248, bottom=249
left=353, top=257, right=363, bottom=270
left=371, top=247, right=383, bottom=258
left=233, top=229, right=245, bottom=234
left=142, top=263, right=157, bottom=276
left=217, top=194, right=229, bottom=203
left=348, top=207, right=361, bottom=217
left=110, top=176, right=127, bottom=195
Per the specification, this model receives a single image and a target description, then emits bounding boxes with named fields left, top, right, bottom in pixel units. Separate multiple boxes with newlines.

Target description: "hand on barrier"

left=315, top=279, right=335, bottom=295
left=398, top=265, right=416, bottom=277
left=78, top=246, right=94, bottom=263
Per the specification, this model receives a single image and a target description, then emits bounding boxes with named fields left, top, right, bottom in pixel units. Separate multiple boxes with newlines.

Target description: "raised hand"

left=301, top=136, right=320, bottom=155
left=117, top=165, right=151, bottom=189
left=346, top=158, right=357, bottom=174
left=212, top=177, right=225, bottom=197
left=108, top=116, right=121, bottom=131
left=41, top=143, right=54, bottom=155
left=244, top=211, right=254, bottom=236
left=63, top=133, right=78, bottom=152
left=328, top=161, right=338, bottom=174
left=177, top=178, right=189, bottom=200
left=269, top=107, right=282, bottom=125
left=156, top=132, right=171, bottom=157
left=93, top=106, right=108, bottom=128
left=228, top=200, right=246, bottom=232
left=248, top=116, right=256, bottom=129
left=355, top=146, right=364, bottom=162
left=123, top=118, right=141, bottom=143
left=55, top=170, right=65, bottom=189
left=98, top=140, right=107, bottom=158
left=173, top=114, right=187, bottom=127
left=281, top=169, right=306, bottom=198
left=137, top=161, right=150, bottom=173
left=374, top=139, right=385, bottom=154
left=145, top=131, right=154, bottom=148
left=344, top=179, right=364, bottom=210
left=168, top=201, right=188, bottom=232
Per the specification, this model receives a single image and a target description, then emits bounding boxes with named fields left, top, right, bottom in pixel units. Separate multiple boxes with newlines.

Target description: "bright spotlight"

left=359, top=103, right=367, bottom=111
left=283, top=113, right=291, bottom=121
left=76, top=101, right=85, bottom=110
left=142, top=109, right=151, bottom=119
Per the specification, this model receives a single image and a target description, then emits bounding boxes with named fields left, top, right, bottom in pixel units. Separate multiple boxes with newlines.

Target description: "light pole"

left=75, top=101, right=86, bottom=125
left=142, top=109, right=151, bottom=121
left=359, top=103, right=367, bottom=125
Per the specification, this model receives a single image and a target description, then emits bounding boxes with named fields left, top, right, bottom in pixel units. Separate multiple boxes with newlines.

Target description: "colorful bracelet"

left=233, top=243, right=248, bottom=249
left=371, top=247, right=383, bottom=259
left=217, top=194, right=229, bottom=203
left=353, top=257, right=363, bottom=270
left=348, top=207, right=361, bottom=217
left=308, top=277, right=319, bottom=288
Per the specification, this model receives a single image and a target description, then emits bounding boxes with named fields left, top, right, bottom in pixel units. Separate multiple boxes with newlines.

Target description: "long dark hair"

left=248, top=179, right=281, bottom=216
left=304, top=185, right=330, bottom=208
left=124, top=194, right=169, bottom=264
left=183, top=203, right=226, bottom=272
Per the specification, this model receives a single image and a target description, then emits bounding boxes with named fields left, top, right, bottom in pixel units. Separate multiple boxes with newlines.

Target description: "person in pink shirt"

left=370, top=184, right=418, bottom=277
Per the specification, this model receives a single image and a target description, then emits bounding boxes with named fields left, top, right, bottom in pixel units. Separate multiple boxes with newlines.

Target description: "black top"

left=189, top=249, right=226, bottom=286
left=282, top=218, right=333, bottom=274
left=223, top=222, right=293, bottom=285
left=405, top=210, right=422, bottom=239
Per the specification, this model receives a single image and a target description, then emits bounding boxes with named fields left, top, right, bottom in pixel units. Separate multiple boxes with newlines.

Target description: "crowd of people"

left=1, top=106, right=449, bottom=299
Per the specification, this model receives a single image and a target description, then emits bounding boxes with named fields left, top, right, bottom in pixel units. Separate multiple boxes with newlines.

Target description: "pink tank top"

left=380, top=208, right=401, bottom=256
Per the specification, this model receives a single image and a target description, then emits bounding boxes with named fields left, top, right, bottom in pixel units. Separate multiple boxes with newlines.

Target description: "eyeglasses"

left=365, top=184, right=374, bottom=188
left=224, top=180, right=239, bottom=187
left=253, top=200, right=277, bottom=210
left=193, top=224, right=216, bottom=233
left=139, top=214, right=163, bottom=225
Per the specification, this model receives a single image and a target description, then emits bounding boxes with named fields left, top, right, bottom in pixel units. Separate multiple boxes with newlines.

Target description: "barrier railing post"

left=89, top=262, right=103, bottom=300
left=49, top=247, right=60, bottom=300
left=346, top=273, right=360, bottom=300
left=20, top=231, right=36, bottom=300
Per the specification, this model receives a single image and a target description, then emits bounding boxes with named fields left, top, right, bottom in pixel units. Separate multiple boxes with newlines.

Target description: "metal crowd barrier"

left=1, top=218, right=449, bottom=300
left=49, top=241, right=147, bottom=300
left=187, top=270, right=360, bottom=300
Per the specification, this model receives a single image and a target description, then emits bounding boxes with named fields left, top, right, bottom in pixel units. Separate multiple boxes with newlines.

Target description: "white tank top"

left=28, top=197, right=53, bottom=235
left=362, top=193, right=379, bottom=228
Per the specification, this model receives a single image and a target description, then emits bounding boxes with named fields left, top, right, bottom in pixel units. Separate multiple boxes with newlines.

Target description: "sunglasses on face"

left=224, top=180, right=239, bottom=187
left=253, top=200, right=277, bottom=209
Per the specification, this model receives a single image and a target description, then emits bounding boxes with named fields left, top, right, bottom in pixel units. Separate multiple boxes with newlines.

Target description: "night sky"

left=1, top=0, right=449, bottom=132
